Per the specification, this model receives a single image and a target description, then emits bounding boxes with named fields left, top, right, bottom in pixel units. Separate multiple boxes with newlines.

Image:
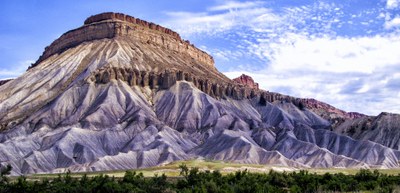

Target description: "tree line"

left=0, top=164, right=400, bottom=192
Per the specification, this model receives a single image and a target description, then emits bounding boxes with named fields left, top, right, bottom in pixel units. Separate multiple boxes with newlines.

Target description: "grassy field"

left=28, top=160, right=293, bottom=179
left=28, top=159, right=400, bottom=180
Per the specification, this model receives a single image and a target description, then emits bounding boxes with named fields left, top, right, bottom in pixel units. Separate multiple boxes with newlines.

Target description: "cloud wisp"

left=0, top=60, right=32, bottom=80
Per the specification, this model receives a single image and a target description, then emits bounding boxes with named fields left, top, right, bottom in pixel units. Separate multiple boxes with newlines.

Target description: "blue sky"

left=1, top=0, right=400, bottom=115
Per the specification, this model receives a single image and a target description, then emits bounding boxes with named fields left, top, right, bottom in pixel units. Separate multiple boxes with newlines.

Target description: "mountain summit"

left=0, top=13, right=400, bottom=174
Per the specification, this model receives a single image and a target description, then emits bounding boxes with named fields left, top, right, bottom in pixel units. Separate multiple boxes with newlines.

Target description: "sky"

left=0, top=0, right=399, bottom=115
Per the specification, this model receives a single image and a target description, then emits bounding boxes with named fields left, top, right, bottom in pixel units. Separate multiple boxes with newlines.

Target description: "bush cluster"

left=1, top=164, right=400, bottom=193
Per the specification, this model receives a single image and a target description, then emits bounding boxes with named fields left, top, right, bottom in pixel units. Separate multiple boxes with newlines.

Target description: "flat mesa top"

left=30, top=12, right=213, bottom=69
left=83, top=12, right=181, bottom=39
left=84, top=12, right=138, bottom=25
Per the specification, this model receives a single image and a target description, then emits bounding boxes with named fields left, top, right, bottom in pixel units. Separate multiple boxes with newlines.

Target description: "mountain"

left=0, top=12, right=399, bottom=175
left=335, top=112, right=400, bottom=150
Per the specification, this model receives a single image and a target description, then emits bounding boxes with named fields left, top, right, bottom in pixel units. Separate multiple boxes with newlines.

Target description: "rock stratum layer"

left=0, top=12, right=399, bottom=175
left=32, top=12, right=213, bottom=69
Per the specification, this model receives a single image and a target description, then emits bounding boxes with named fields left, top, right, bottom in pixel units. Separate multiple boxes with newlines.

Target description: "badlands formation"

left=0, top=13, right=400, bottom=175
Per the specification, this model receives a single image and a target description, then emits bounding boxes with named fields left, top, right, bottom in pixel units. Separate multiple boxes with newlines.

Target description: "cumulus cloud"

left=386, top=0, right=400, bottom=9
left=224, top=34, right=400, bottom=115
left=385, top=16, right=400, bottom=29
left=254, top=35, right=400, bottom=73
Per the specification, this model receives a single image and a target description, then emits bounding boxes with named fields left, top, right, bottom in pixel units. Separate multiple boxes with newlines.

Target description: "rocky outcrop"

left=88, top=67, right=257, bottom=100
left=84, top=12, right=181, bottom=39
left=233, top=74, right=259, bottom=90
left=254, top=86, right=365, bottom=126
left=300, top=98, right=364, bottom=119
left=30, top=12, right=214, bottom=69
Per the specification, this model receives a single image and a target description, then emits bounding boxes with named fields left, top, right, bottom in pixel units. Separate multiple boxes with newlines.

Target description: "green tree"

left=0, top=164, right=11, bottom=184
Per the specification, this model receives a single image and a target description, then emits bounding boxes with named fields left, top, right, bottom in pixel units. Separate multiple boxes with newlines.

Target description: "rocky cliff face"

left=31, top=12, right=213, bottom=69
left=0, top=12, right=399, bottom=175
left=233, top=74, right=259, bottom=90
left=88, top=67, right=258, bottom=100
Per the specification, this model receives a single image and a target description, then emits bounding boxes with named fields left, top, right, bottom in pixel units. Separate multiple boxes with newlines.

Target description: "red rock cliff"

left=233, top=74, right=259, bottom=90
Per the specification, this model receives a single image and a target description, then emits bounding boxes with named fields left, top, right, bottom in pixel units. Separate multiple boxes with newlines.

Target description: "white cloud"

left=211, top=49, right=244, bottom=61
left=164, top=1, right=342, bottom=39
left=0, top=69, right=20, bottom=79
left=385, top=16, right=400, bottom=29
left=207, top=1, right=264, bottom=11
left=259, top=35, right=400, bottom=73
left=225, top=34, right=400, bottom=115
left=386, top=0, right=400, bottom=9
left=165, top=7, right=278, bottom=36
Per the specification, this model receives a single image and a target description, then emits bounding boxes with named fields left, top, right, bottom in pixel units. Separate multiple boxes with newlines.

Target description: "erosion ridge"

left=31, top=12, right=214, bottom=69
left=335, top=112, right=400, bottom=150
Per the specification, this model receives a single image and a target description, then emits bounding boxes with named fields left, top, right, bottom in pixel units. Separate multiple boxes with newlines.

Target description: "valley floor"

left=29, top=159, right=400, bottom=178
